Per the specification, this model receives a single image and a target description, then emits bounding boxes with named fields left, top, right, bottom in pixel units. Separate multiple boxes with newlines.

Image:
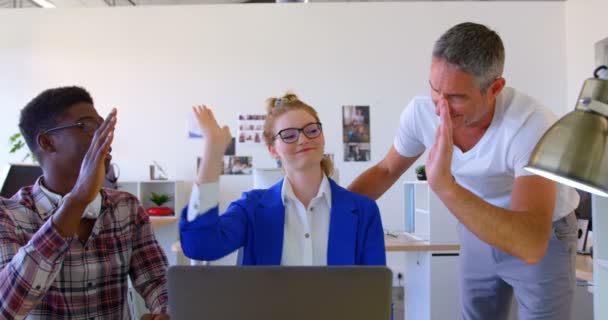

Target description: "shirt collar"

left=281, top=174, right=332, bottom=209
left=38, top=178, right=102, bottom=220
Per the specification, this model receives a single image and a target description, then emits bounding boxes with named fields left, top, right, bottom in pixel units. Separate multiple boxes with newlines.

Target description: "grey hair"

left=432, top=22, right=505, bottom=90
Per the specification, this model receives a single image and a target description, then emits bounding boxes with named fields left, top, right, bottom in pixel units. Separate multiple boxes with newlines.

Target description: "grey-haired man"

left=349, top=22, right=579, bottom=320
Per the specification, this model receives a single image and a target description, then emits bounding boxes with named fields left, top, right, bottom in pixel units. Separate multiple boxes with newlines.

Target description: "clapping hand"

left=52, top=109, right=117, bottom=238
left=192, top=105, right=232, bottom=151
left=192, top=105, right=232, bottom=183
left=70, top=108, right=117, bottom=206
left=425, top=103, right=455, bottom=193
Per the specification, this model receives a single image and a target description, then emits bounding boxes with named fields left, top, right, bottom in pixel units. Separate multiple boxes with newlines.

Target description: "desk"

left=386, top=234, right=594, bottom=320
left=385, top=233, right=459, bottom=252
left=385, top=232, right=460, bottom=320
left=150, top=216, right=178, bottom=229
left=171, top=234, right=459, bottom=256
left=576, top=254, right=593, bottom=282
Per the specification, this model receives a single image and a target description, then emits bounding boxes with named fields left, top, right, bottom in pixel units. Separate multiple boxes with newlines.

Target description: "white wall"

left=565, top=0, right=608, bottom=107
left=0, top=2, right=567, bottom=272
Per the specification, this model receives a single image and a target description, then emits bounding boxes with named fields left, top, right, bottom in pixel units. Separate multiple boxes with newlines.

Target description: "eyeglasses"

left=274, top=122, right=323, bottom=144
left=43, top=118, right=101, bottom=135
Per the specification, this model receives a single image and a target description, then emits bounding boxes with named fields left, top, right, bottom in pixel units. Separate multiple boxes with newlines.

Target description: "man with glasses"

left=349, top=22, right=579, bottom=320
left=0, top=86, right=169, bottom=319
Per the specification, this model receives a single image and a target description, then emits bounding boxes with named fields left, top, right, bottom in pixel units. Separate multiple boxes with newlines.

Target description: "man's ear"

left=37, top=133, right=56, bottom=154
left=489, top=77, right=506, bottom=98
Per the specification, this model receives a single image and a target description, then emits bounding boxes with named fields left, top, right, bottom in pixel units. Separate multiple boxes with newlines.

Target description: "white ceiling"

left=1, top=0, right=564, bottom=9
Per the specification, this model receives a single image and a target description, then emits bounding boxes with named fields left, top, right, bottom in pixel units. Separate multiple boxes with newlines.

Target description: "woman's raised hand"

left=192, top=105, right=232, bottom=148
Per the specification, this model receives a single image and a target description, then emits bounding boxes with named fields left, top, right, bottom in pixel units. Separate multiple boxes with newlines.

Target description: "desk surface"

left=576, top=254, right=593, bottom=282
left=171, top=235, right=592, bottom=281
left=384, top=233, right=459, bottom=252
left=385, top=235, right=593, bottom=282
left=150, top=216, right=177, bottom=229
left=171, top=233, right=460, bottom=254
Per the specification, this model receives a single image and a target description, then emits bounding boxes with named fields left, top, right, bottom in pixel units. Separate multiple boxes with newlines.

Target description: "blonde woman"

left=179, top=93, right=385, bottom=266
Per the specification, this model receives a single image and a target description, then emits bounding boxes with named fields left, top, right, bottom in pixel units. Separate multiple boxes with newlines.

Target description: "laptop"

left=167, top=266, right=392, bottom=320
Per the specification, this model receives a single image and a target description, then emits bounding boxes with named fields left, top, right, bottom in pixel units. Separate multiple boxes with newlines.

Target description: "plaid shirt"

left=0, top=181, right=169, bottom=319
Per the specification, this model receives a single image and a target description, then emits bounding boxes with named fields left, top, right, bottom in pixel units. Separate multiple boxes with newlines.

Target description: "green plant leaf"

left=150, top=191, right=171, bottom=206
left=9, top=141, right=24, bottom=154
left=9, top=133, right=21, bottom=143
left=7, top=132, right=37, bottom=164
left=415, top=165, right=425, bottom=174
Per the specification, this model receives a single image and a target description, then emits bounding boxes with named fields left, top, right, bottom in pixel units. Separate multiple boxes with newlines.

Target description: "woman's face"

left=268, top=109, right=325, bottom=173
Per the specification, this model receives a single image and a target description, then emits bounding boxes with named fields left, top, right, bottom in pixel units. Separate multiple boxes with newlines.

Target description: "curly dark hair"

left=18, top=86, right=94, bottom=159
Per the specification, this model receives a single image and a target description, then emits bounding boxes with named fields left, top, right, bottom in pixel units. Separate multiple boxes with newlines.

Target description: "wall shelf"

left=117, top=180, right=191, bottom=221
left=117, top=180, right=192, bottom=267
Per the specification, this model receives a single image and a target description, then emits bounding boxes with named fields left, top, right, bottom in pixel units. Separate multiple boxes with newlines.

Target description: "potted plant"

left=415, top=165, right=427, bottom=181
left=9, top=133, right=36, bottom=163
left=147, top=192, right=174, bottom=216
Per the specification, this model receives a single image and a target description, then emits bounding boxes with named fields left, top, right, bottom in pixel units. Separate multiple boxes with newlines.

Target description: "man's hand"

left=69, top=108, right=117, bottom=206
left=52, top=109, right=117, bottom=238
left=425, top=102, right=455, bottom=193
left=141, top=313, right=170, bottom=320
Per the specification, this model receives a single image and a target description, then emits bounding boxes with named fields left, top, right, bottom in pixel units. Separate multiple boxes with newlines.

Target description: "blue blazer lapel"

left=254, top=179, right=285, bottom=265
left=327, top=179, right=359, bottom=265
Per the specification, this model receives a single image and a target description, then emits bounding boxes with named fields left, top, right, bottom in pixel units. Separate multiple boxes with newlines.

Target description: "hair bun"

left=266, top=93, right=299, bottom=113
left=282, top=93, right=298, bottom=102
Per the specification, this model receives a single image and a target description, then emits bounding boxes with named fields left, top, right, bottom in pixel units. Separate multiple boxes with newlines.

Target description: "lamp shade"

left=525, top=78, right=608, bottom=197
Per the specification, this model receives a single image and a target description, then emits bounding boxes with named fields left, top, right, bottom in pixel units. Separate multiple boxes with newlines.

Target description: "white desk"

left=385, top=233, right=459, bottom=252
left=385, top=233, right=460, bottom=320
left=576, top=254, right=593, bottom=282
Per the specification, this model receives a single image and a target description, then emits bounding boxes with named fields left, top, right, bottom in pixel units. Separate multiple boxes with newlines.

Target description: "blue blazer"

left=179, top=178, right=386, bottom=266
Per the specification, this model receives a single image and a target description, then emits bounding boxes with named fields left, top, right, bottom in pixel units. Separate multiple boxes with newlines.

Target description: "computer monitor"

left=0, top=164, right=43, bottom=198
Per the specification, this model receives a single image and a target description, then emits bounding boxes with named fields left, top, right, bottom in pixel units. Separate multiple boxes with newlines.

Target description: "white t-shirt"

left=394, top=87, right=579, bottom=221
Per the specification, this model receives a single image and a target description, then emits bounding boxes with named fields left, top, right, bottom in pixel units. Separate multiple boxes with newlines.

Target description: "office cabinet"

left=117, top=180, right=192, bottom=265
left=117, top=180, right=192, bottom=319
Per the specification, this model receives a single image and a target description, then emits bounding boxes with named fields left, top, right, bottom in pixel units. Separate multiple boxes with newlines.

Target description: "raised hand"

left=192, top=105, right=232, bottom=149
left=425, top=102, right=455, bottom=193
left=70, top=108, right=117, bottom=205
left=192, top=105, right=232, bottom=184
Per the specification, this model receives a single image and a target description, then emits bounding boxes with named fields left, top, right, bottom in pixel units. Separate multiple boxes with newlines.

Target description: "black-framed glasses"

left=43, top=118, right=101, bottom=135
left=274, top=122, right=323, bottom=144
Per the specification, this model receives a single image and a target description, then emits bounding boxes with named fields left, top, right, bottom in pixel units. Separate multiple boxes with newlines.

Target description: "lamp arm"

left=578, top=97, right=608, bottom=117
left=594, top=65, right=607, bottom=80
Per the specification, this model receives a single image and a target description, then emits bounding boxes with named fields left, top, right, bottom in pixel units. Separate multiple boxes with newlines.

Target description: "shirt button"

left=35, top=285, right=41, bottom=290
left=309, top=207, right=314, bottom=212
left=305, top=233, right=310, bottom=239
